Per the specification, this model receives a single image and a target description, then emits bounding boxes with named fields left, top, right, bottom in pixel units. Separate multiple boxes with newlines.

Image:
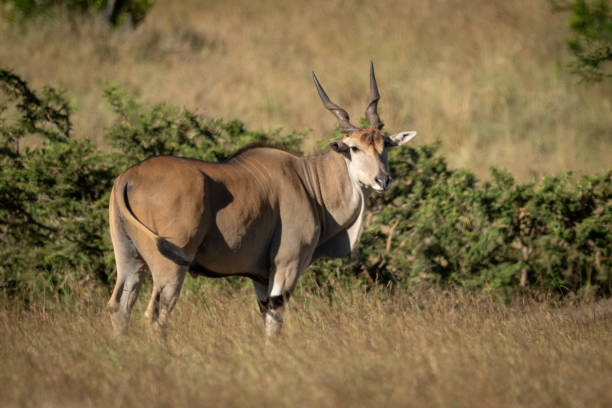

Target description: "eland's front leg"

left=256, top=262, right=301, bottom=339
left=261, top=294, right=289, bottom=338
left=254, top=280, right=284, bottom=338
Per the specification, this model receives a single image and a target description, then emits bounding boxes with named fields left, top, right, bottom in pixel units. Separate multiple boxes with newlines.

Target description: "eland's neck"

left=300, top=149, right=367, bottom=243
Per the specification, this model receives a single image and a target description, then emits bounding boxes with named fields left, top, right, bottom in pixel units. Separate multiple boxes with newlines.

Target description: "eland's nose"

left=375, top=174, right=392, bottom=190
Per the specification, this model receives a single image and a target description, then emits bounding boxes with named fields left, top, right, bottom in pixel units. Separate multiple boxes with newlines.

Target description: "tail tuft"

left=157, top=238, right=191, bottom=267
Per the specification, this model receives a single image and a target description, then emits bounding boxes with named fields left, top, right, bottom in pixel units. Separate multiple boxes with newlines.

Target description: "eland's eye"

left=350, top=146, right=359, bottom=153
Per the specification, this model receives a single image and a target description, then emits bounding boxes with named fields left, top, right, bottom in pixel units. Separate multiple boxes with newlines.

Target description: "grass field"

left=1, top=285, right=611, bottom=407
left=1, top=0, right=611, bottom=179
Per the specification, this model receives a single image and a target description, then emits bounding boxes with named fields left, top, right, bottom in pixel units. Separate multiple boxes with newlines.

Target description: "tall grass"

left=1, top=0, right=610, bottom=179
left=1, top=3, right=611, bottom=405
left=1, top=285, right=611, bottom=407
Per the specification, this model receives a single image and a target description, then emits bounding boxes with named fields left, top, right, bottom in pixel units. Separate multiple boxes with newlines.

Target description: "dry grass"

left=0, top=0, right=610, bottom=179
left=1, top=284, right=611, bottom=407
left=2, top=3, right=611, bottom=405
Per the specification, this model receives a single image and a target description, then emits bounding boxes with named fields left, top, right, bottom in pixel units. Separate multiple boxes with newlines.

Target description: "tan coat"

left=106, top=63, right=416, bottom=337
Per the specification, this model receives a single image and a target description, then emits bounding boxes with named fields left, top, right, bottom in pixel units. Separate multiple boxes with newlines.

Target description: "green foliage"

left=0, top=69, right=116, bottom=302
left=0, top=70, right=302, bottom=302
left=103, top=84, right=304, bottom=167
left=0, top=0, right=154, bottom=25
left=311, top=143, right=611, bottom=298
left=1, top=70, right=610, bottom=303
left=553, top=0, right=612, bottom=81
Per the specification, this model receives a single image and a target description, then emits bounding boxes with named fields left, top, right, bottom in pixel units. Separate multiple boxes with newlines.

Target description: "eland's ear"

left=330, top=140, right=349, bottom=154
left=386, top=131, right=417, bottom=147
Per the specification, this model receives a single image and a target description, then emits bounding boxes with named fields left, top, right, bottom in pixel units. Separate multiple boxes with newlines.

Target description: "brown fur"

left=107, top=68, right=416, bottom=336
left=357, top=128, right=385, bottom=153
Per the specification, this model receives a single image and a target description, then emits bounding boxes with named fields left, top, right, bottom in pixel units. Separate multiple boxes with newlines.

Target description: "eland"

left=107, top=63, right=416, bottom=337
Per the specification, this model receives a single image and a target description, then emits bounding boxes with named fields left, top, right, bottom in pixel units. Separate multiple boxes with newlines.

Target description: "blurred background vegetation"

left=553, top=0, right=612, bottom=81
left=0, top=0, right=611, bottom=302
left=0, top=0, right=610, bottom=179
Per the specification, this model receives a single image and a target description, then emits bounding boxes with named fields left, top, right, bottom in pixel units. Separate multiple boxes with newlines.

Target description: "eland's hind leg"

left=107, top=216, right=145, bottom=335
left=144, top=252, right=187, bottom=331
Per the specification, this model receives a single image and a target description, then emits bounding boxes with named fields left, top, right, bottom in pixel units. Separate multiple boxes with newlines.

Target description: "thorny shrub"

left=1, top=70, right=610, bottom=303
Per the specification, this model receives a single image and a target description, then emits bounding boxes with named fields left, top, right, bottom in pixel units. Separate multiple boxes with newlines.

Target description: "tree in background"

left=103, top=0, right=153, bottom=26
left=0, top=0, right=155, bottom=26
left=553, top=0, right=612, bottom=81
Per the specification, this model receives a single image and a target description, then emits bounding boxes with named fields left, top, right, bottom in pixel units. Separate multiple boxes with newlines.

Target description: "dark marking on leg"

left=257, top=292, right=291, bottom=314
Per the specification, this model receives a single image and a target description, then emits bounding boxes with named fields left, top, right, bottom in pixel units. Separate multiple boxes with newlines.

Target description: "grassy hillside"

left=1, top=0, right=610, bottom=180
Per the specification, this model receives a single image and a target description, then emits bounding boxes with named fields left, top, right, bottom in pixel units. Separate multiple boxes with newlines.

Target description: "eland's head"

left=313, top=62, right=416, bottom=192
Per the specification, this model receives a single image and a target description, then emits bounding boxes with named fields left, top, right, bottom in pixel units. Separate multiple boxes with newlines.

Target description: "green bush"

left=308, top=144, right=611, bottom=299
left=358, top=149, right=610, bottom=298
left=568, top=0, right=612, bottom=81
left=1, top=0, right=155, bottom=26
left=552, top=0, right=612, bottom=82
left=0, top=69, right=116, bottom=302
left=0, top=70, right=302, bottom=302
left=1, top=70, right=610, bottom=303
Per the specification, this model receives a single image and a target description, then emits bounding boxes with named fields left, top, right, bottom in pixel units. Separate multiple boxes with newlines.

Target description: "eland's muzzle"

left=375, top=174, right=392, bottom=191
